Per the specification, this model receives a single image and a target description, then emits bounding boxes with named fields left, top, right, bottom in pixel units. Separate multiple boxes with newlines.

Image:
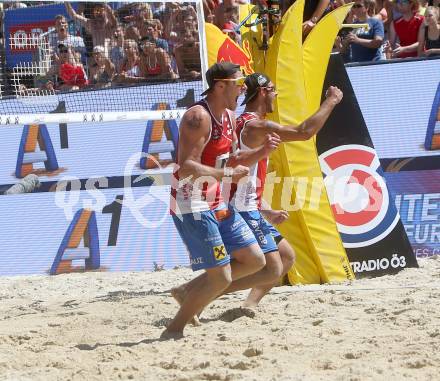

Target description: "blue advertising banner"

left=0, top=186, right=188, bottom=276
left=386, top=170, right=440, bottom=257
left=4, top=3, right=70, bottom=69
left=347, top=58, right=440, bottom=258
left=346, top=58, right=440, bottom=170
left=0, top=57, right=439, bottom=276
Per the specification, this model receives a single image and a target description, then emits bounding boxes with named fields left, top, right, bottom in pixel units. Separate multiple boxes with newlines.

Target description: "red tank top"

left=146, top=61, right=161, bottom=75
left=393, top=15, right=424, bottom=58
left=230, top=112, right=267, bottom=210
left=171, top=100, right=235, bottom=214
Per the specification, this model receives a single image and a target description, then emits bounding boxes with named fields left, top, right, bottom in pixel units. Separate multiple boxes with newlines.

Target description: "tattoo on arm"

left=186, top=113, right=203, bottom=130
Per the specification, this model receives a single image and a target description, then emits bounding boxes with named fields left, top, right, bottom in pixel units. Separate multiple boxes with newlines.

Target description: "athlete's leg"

left=171, top=242, right=264, bottom=325
left=169, top=209, right=264, bottom=327
left=220, top=210, right=283, bottom=294
left=222, top=249, right=283, bottom=294
left=163, top=264, right=232, bottom=338
left=244, top=237, right=296, bottom=307
left=171, top=241, right=265, bottom=318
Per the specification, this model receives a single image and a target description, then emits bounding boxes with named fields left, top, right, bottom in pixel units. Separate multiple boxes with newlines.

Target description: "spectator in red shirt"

left=386, top=0, right=424, bottom=58
left=44, top=43, right=88, bottom=91
left=139, top=40, right=177, bottom=80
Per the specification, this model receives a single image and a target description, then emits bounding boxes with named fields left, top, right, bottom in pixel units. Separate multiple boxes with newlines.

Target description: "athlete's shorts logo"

left=213, top=244, right=227, bottom=261
left=319, top=144, right=399, bottom=248
left=248, top=219, right=259, bottom=229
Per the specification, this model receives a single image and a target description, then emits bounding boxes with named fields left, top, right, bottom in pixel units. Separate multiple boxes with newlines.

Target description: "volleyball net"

left=0, top=0, right=207, bottom=123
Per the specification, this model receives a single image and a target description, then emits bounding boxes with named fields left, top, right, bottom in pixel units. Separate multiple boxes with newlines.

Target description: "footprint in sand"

left=406, top=359, right=431, bottom=369
left=152, top=317, right=172, bottom=328
left=224, top=359, right=254, bottom=370
left=243, top=347, right=263, bottom=357
left=218, top=307, right=255, bottom=322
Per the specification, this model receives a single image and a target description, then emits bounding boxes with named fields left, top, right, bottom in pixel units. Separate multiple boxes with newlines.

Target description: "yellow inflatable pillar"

left=265, top=1, right=355, bottom=283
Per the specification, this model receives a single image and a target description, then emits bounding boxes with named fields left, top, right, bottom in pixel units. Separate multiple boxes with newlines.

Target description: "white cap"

left=93, top=45, right=105, bottom=54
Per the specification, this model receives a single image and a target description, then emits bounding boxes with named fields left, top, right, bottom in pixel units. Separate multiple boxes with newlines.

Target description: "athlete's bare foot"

left=160, top=329, right=184, bottom=341
left=242, top=299, right=259, bottom=308
left=171, top=286, right=201, bottom=326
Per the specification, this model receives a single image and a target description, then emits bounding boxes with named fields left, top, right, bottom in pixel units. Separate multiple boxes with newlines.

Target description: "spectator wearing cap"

left=339, top=0, right=385, bottom=62
left=65, top=2, right=117, bottom=54
left=386, top=0, right=424, bottom=58
left=49, top=15, right=86, bottom=56
left=222, top=21, right=241, bottom=44
left=89, top=45, right=115, bottom=89
left=139, top=40, right=177, bottom=80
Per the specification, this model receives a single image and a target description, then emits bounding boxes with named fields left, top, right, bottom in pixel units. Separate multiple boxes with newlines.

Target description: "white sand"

left=1, top=256, right=440, bottom=381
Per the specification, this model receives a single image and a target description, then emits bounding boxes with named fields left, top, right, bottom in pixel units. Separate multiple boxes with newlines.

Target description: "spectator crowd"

left=0, top=0, right=439, bottom=94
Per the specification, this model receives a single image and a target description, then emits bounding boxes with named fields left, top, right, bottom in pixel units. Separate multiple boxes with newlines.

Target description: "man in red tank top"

left=232, top=73, right=343, bottom=307
left=164, top=62, right=281, bottom=338
left=387, top=0, right=424, bottom=58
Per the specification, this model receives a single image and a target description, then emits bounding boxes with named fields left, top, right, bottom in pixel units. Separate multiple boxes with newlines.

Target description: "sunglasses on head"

left=352, top=3, right=364, bottom=8
left=263, top=85, right=276, bottom=93
left=214, top=77, right=246, bottom=86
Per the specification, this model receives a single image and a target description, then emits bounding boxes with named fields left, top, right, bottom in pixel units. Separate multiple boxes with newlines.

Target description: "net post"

left=195, top=0, right=209, bottom=93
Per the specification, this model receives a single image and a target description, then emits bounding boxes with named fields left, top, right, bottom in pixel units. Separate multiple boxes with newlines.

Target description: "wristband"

left=224, top=167, right=234, bottom=177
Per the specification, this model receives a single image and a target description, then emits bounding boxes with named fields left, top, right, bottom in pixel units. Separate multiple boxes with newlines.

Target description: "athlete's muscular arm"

left=227, top=133, right=281, bottom=168
left=243, top=87, right=343, bottom=147
left=177, top=107, right=248, bottom=182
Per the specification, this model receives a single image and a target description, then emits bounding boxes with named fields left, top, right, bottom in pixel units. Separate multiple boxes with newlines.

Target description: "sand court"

left=1, top=257, right=439, bottom=380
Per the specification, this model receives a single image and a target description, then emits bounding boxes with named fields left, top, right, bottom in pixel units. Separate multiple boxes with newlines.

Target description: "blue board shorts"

left=172, top=207, right=257, bottom=271
left=239, top=210, right=283, bottom=254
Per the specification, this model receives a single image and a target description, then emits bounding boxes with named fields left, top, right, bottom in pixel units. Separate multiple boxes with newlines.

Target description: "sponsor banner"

left=317, top=54, right=418, bottom=277
left=3, top=3, right=69, bottom=69
left=346, top=58, right=440, bottom=259
left=346, top=58, right=440, bottom=171
left=0, top=82, right=202, bottom=191
left=385, top=170, right=440, bottom=258
left=0, top=185, right=188, bottom=276
left=205, top=22, right=254, bottom=75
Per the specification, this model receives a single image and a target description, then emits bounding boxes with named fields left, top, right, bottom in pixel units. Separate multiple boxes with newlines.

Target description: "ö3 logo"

left=319, top=145, right=399, bottom=248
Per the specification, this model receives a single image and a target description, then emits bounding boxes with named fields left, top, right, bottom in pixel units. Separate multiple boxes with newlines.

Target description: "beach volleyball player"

left=164, top=63, right=281, bottom=338
left=231, top=73, right=344, bottom=306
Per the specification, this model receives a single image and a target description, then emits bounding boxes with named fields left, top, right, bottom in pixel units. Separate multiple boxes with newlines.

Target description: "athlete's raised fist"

left=325, top=86, right=343, bottom=105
